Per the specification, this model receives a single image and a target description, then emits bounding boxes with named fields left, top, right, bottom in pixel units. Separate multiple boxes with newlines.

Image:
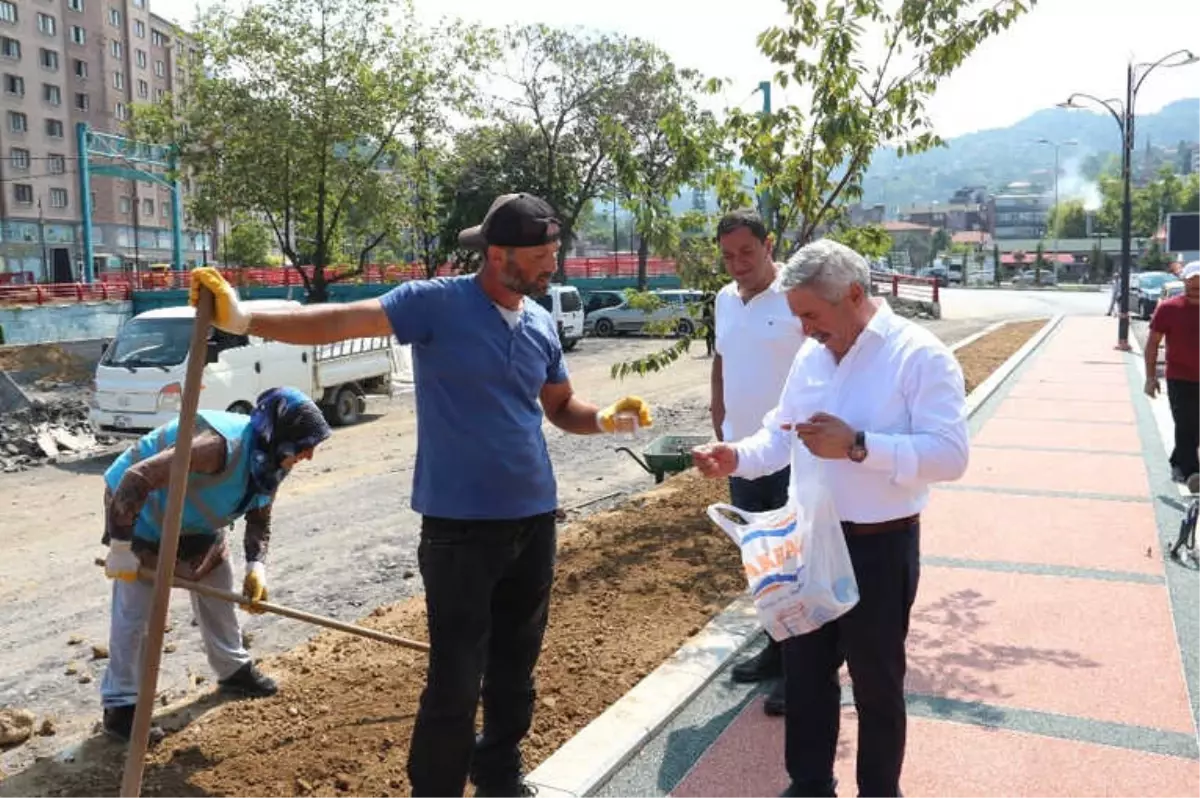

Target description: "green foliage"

left=1047, top=199, right=1089, bottom=238
left=827, top=224, right=892, bottom=259
left=931, top=228, right=952, bottom=255
left=134, top=0, right=491, bottom=302
left=1094, top=167, right=1200, bottom=239
left=714, top=0, right=1035, bottom=258
left=223, top=215, right=273, bottom=267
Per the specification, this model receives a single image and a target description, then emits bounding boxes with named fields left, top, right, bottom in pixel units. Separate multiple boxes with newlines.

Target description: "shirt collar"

left=862, top=297, right=894, bottom=339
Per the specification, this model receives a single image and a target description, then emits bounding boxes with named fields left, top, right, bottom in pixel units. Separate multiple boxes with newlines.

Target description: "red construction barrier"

left=870, top=273, right=940, bottom=305
left=0, top=282, right=132, bottom=305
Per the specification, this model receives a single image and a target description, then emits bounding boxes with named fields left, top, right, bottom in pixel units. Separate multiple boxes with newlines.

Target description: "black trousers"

left=1167, top=379, right=1200, bottom=479
left=783, top=524, right=920, bottom=798
left=406, top=512, right=557, bottom=797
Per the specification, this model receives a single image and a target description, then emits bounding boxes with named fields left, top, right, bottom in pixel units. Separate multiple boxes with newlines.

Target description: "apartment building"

left=0, top=0, right=206, bottom=282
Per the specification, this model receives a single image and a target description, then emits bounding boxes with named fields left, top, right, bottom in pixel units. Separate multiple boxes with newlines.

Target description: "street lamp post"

left=1058, top=49, right=1198, bottom=351
left=1036, top=138, right=1077, bottom=282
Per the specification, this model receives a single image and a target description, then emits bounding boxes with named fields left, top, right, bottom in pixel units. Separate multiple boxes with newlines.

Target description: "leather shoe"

left=763, top=678, right=785, bottom=716
left=731, top=640, right=782, bottom=683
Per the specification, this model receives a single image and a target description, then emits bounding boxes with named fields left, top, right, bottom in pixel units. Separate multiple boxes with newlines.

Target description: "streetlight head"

left=1056, top=99, right=1080, bottom=109
left=1181, top=51, right=1199, bottom=65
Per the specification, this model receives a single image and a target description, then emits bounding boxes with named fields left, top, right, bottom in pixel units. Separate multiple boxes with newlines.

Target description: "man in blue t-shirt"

left=191, top=193, right=653, bottom=797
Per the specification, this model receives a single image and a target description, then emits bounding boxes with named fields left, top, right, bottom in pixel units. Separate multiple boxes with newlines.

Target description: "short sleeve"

left=379, top=280, right=440, bottom=345
left=1149, top=301, right=1174, bottom=335
left=545, top=324, right=569, bottom=384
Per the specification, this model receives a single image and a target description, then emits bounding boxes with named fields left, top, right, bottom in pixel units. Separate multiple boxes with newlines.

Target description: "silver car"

left=584, top=289, right=705, bottom=337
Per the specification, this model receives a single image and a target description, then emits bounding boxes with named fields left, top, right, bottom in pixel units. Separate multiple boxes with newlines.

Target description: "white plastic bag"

left=707, top=455, right=859, bottom=641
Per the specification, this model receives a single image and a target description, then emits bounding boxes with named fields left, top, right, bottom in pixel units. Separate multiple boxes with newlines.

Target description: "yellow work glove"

left=189, top=267, right=251, bottom=334
left=597, top=396, right=654, bottom=433
left=242, top=562, right=268, bottom=614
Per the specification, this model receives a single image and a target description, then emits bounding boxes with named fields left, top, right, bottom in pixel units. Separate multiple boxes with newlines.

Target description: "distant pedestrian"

left=693, top=239, right=969, bottom=797
left=1145, top=261, right=1200, bottom=482
left=709, top=209, right=805, bottom=717
left=1108, top=273, right=1121, bottom=316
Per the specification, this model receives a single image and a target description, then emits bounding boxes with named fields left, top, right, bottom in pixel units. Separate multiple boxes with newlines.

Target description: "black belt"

left=841, top=514, right=919, bottom=537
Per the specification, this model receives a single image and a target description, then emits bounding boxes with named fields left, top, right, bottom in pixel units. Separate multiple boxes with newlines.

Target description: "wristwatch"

left=847, top=430, right=868, bottom=463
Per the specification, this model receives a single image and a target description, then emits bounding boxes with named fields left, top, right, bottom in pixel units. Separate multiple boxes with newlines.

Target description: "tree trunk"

left=636, top=234, right=650, bottom=291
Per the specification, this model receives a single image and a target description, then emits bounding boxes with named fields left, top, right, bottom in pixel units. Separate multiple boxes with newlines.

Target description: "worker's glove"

left=242, top=562, right=268, bottom=614
left=189, top=267, right=250, bottom=335
left=104, top=540, right=141, bottom=582
left=597, top=396, right=653, bottom=434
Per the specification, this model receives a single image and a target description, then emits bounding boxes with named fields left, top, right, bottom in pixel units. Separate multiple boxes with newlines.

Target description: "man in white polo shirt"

left=710, top=209, right=806, bottom=716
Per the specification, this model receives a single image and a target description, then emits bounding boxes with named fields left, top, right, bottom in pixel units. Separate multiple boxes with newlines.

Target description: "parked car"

left=1012, top=268, right=1059, bottom=286
left=583, top=289, right=627, bottom=316
left=1131, top=270, right=1175, bottom=319
left=90, top=300, right=401, bottom=434
left=583, top=289, right=704, bottom=337
left=917, top=266, right=951, bottom=287
left=532, top=285, right=585, bottom=351
left=1158, top=279, right=1186, bottom=309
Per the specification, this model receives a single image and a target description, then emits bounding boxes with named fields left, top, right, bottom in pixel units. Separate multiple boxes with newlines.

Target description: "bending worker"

left=100, top=387, right=332, bottom=741
left=189, top=192, right=653, bottom=798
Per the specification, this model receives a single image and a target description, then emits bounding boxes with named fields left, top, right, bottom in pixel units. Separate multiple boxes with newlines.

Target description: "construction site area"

left=0, top=309, right=1049, bottom=797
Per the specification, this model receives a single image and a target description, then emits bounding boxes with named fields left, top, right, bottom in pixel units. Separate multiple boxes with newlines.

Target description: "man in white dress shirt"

left=710, top=209, right=806, bottom=716
left=693, top=239, right=969, bottom=797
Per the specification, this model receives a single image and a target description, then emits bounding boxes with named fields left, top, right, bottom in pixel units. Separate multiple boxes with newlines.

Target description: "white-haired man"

left=693, top=239, right=970, bottom=797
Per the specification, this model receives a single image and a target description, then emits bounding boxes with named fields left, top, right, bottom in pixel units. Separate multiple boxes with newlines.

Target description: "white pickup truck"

left=89, top=300, right=410, bottom=435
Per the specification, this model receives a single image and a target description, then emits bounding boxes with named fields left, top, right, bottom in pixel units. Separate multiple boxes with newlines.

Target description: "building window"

left=154, top=59, right=164, bottom=77
left=3, top=73, right=23, bottom=95
left=0, top=36, right=18, bottom=59
left=110, top=40, right=122, bottom=58
left=134, top=0, right=145, bottom=7
left=43, top=83, right=61, bottom=105
left=112, top=71, right=124, bottom=89
left=137, top=79, right=148, bottom=98
left=152, top=29, right=167, bottom=47
left=175, top=65, right=184, bottom=80
left=114, top=101, right=128, bottom=119
left=0, top=2, right=15, bottom=25
left=119, top=196, right=131, bottom=213
left=37, top=13, right=57, bottom=36
left=7, top=110, right=25, bottom=132
left=143, top=198, right=154, bottom=215
left=161, top=203, right=169, bottom=218
left=9, top=148, right=29, bottom=170
left=74, top=91, right=88, bottom=110
left=70, top=26, right=86, bottom=45
left=73, top=58, right=87, bottom=78
left=108, top=7, right=121, bottom=26
left=49, top=188, right=68, bottom=208
left=135, top=20, right=145, bottom=38
left=14, top=184, right=33, bottom=205
left=39, top=49, right=59, bottom=71
left=45, top=118, right=64, bottom=137
left=48, top=154, right=65, bottom=174
left=155, top=87, right=164, bottom=102
left=136, top=49, right=146, bottom=68
left=68, top=0, right=84, bottom=12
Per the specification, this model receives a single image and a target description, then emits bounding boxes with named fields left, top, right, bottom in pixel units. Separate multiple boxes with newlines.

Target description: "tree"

left=714, top=0, right=1034, bottom=258
left=607, top=51, right=720, bottom=289
left=931, top=228, right=952, bottom=256
left=501, top=25, right=661, bottom=278
left=1047, top=199, right=1089, bottom=238
left=135, top=0, right=489, bottom=302
left=1095, top=167, right=1199, bottom=239
left=993, top=242, right=1001, bottom=285
left=1034, top=240, right=1046, bottom=285
left=223, top=214, right=273, bottom=267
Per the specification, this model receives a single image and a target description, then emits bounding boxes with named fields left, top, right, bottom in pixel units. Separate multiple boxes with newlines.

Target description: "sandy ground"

left=0, top=318, right=994, bottom=780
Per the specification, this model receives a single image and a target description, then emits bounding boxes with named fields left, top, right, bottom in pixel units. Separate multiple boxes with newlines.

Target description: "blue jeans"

left=729, top=467, right=790, bottom=513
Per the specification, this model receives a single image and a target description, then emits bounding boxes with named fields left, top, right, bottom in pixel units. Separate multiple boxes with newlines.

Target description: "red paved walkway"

left=671, top=317, right=1199, bottom=797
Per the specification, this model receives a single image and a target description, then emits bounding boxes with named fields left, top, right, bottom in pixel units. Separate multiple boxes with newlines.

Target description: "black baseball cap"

left=458, top=193, right=563, bottom=250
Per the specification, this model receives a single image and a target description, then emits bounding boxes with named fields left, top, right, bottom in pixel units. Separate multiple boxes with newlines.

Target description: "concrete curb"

left=527, top=316, right=1063, bottom=798
left=1125, top=332, right=1191, bottom=499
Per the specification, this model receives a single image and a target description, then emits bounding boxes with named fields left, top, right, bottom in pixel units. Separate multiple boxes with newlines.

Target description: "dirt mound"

left=0, top=344, right=96, bottom=386
left=3, top=472, right=740, bottom=797
left=956, top=320, right=1045, bottom=392
left=0, top=399, right=113, bottom=472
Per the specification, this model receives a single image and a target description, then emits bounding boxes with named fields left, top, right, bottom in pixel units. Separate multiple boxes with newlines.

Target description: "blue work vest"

left=103, top=410, right=271, bottom=544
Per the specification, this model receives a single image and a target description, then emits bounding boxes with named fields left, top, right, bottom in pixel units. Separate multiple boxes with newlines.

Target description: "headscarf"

left=242, top=387, right=332, bottom=508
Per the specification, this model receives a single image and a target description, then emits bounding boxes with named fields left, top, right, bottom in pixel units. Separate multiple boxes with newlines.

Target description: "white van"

left=533, top=285, right=584, bottom=351
left=90, top=300, right=405, bottom=435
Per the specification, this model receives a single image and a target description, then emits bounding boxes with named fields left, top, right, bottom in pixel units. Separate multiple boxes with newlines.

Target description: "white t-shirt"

left=714, top=279, right=806, bottom=442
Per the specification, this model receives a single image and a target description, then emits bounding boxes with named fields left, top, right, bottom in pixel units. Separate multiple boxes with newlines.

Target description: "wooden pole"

left=93, top=559, right=430, bottom=653
left=119, top=288, right=214, bottom=797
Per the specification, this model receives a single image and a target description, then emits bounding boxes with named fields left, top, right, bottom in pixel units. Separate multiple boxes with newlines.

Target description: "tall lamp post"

left=1035, top=137, right=1077, bottom=282
left=1058, top=49, right=1198, bottom=351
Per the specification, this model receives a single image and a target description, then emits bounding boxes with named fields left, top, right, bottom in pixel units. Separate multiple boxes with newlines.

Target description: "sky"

left=151, top=0, right=1200, bottom=139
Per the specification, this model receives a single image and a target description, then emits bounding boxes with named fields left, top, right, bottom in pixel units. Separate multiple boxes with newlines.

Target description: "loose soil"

left=0, top=344, right=96, bottom=386
left=0, top=318, right=1045, bottom=797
